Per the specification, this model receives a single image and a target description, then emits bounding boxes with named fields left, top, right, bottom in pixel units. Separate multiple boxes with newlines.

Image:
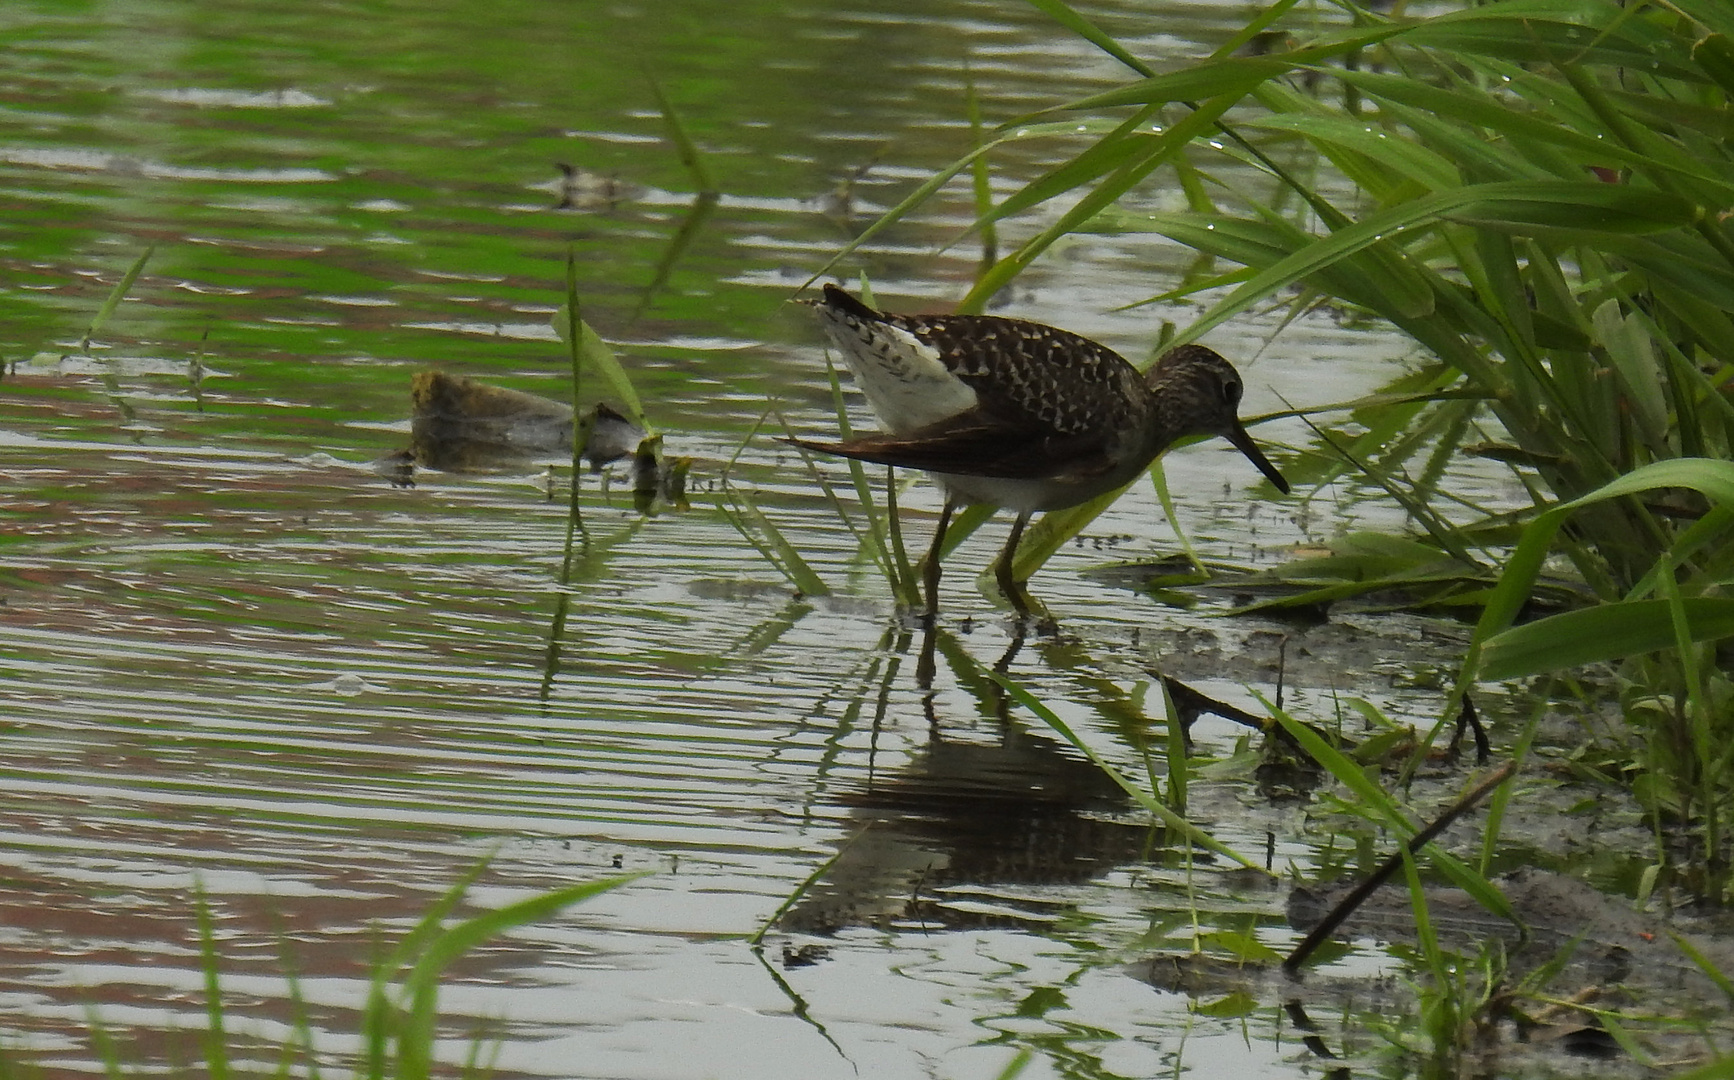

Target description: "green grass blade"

left=1245, top=112, right=1461, bottom=191
left=1174, top=181, right=1697, bottom=349
left=81, top=246, right=153, bottom=351
left=820, top=340, right=919, bottom=603
left=1480, top=598, right=1734, bottom=681
left=1464, top=458, right=1734, bottom=680
left=1654, top=1052, right=1734, bottom=1080
left=383, top=860, right=492, bottom=976
left=776, top=414, right=904, bottom=592
left=276, top=942, right=322, bottom=1080
left=960, top=89, right=1251, bottom=312
left=1396, top=848, right=1448, bottom=1017
left=1008, top=485, right=1125, bottom=583
left=804, top=141, right=992, bottom=291
left=1024, top=0, right=1154, bottom=77
left=1214, top=0, right=1302, bottom=60
left=1668, top=930, right=1734, bottom=1002
left=563, top=252, right=593, bottom=547
left=1030, top=56, right=1323, bottom=116
left=1678, top=0, right=1734, bottom=37
left=399, top=873, right=648, bottom=1080
left=1479, top=700, right=1541, bottom=876
left=750, top=830, right=865, bottom=947
left=553, top=304, right=649, bottom=431
left=721, top=486, right=830, bottom=597
left=1149, top=460, right=1203, bottom=574
left=195, top=887, right=229, bottom=1080
left=1695, top=33, right=1734, bottom=95
left=1343, top=68, right=1733, bottom=190
left=82, top=1006, right=126, bottom=1080
left=715, top=495, right=799, bottom=588
left=362, top=972, right=391, bottom=1080
left=403, top=871, right=651, bottom=994
left=964, top=54, right=997, bottom=273
left=879, top=466, right=917, bottom=601
left=646, top=74, right=715, bottom=195
left=992, top=1048, right=1036, bottom=1080
left=1400, top=9, right=1702, bottom=80
left=630, top=190, right=720, bottom=321
left=974, top=105, right=1165, bottom=234
left=1591, top=300, right=1669, bottom=447
left=1262, top=694, right=1516, bottom=923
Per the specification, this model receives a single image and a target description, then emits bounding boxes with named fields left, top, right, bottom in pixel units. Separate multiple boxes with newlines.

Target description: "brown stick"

left=1283, top=759, right=1518, bottom=973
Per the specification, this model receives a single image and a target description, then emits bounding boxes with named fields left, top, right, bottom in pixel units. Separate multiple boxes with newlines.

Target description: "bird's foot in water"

left=992, top=569, right=1055, bottom=631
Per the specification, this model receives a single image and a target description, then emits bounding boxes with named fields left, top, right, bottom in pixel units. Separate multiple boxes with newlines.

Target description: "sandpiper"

left=792, top=284, right=1290, bottom=616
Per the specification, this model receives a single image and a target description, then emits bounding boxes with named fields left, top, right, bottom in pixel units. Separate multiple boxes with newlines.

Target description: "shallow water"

left=0, top=1, right=1689, bottom=1078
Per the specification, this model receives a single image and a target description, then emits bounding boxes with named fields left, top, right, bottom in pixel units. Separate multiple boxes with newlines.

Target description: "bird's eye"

left=1221, top=378, right=1243, bottom=407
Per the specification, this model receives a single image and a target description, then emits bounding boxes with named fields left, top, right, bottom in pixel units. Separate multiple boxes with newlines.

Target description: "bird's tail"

left=815, top=282, right=881, bottom=322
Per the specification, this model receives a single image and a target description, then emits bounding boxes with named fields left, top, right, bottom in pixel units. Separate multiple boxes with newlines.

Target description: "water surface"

left=1, top=2, right=1575, bottom=1077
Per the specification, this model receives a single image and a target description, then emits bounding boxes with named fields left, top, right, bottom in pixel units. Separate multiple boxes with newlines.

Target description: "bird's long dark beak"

left=1225, top=422, right=1290, bottom=494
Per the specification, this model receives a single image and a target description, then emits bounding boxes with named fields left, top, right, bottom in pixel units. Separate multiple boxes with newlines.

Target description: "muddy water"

left=0, top=1, right=1667, bottom=1078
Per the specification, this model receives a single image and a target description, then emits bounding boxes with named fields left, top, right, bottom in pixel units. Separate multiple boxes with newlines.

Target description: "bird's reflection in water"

left=915, top=609, right=1011, bottom=693
left=783, top=620, right=1157, bottom=935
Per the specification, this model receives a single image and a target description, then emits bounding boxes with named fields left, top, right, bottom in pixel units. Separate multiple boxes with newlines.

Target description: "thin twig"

left=1284, top=759, right=1518, bottom=973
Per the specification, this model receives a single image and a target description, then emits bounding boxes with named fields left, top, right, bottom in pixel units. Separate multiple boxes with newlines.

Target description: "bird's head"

left=1146, top=345, right=1290, bottom=494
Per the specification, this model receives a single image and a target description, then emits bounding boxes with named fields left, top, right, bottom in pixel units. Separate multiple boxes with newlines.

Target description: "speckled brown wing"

left=883, top=313, right=1148, bottom=438
left=787, top=410, right=1119, bottom=481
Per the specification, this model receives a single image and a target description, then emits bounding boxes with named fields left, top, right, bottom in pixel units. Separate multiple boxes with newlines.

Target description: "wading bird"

left=794, top=284, right=1289, bottom=616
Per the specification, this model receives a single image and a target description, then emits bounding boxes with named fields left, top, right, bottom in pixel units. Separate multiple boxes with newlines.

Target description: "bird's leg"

left=914, top=498, right=956, bottom=691
left=916, top=619, right=940, bottom=692
left=921, top=497, right=957, bottom=624
left=993, top=511, right=1033, bottom=617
